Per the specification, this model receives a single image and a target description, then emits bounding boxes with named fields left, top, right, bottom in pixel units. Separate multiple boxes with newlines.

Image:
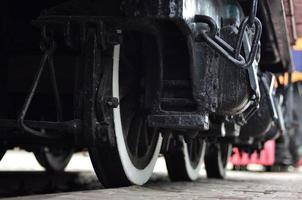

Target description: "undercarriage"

left=0, top=0, right=294, bottom=187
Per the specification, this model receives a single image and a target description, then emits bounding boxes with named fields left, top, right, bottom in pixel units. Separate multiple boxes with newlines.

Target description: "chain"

left=248, top=0, right=258, bottom=26
left=195, top=0, right=262, bottom=70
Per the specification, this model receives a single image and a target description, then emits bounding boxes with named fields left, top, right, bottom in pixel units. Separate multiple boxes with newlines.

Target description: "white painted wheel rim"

left=112, top=44, right=162, bottom=185
left=182, top=138, right=206, bottom=180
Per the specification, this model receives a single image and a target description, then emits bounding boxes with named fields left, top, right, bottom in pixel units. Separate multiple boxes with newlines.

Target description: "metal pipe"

left=0, top=119, right=81, bottom=134
left=288, top=0, right=297, bottom=42
left=48, top=53, right=63, bottom=122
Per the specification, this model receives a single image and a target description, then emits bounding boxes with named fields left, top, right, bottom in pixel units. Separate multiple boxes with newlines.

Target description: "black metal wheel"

left=85, top=29, right=162, bottom=187
left=204, top=142, right=232, bottom=179
left=0, top=97, right=10, bottom=163
left=34, top=147, right=73, bottom=172
left=0, top=149, right=6, bottom=162
left=165, top=135, right=206, bottom=181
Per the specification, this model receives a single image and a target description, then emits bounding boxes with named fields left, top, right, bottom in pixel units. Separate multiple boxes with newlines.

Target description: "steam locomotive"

left=0, top=0, right=294, bottom=187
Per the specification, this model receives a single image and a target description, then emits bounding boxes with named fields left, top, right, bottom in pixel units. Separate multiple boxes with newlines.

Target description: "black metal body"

left=0, top=0, right=292, bottom=149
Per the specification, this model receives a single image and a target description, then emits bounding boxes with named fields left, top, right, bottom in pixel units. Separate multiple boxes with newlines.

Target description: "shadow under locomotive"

left=0, top=171, right=102, bottom=198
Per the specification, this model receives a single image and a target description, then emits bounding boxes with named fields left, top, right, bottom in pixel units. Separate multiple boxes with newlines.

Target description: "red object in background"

left=230, top=140, right=275, bottom=166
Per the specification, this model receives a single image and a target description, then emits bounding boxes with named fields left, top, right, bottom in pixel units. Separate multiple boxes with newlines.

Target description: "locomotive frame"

left=0, top=0, right=294, bottom=187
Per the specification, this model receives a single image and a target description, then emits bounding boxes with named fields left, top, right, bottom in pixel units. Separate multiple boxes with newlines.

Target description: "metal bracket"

left=148, top=113, right=209, bottom=131
left=18, top=30, right=64, bottom=138
left=194, top=0, right=262, bottom=70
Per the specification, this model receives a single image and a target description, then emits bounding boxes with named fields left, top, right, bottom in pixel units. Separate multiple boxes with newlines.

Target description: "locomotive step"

left=160, top=98, right=195, bottom=107
left=163, top=80, right=190, bottom=89
left=148, top=113, right=209, bottom=130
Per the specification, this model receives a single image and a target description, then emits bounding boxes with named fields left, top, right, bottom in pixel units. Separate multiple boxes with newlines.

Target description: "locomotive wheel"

left=86, top=30, right=162, bottom=187
left=34, top=147, right=73, bottom=172
left=0, top=97, right=10, bottom=162
left=204, top=142, right=232, bottom=179
left=165, top=136, right=206, bottom=181
left=0, top=149, right=6, bottom=162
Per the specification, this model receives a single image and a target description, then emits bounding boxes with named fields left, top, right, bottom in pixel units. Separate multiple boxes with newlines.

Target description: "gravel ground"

left=0, top=150, right=301, bottom=200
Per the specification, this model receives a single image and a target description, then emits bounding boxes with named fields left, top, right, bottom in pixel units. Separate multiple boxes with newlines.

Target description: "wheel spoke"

left=119, top=48, right=138, bottom=101
left=148, top=128, right=157, bottom=147
left=127, top=109, right=144, bottom=157
left=193, top=141, right=197, bottom=160
left=195, top=139, right=201, bottom=157
left=120, top=95, right=137, bottom=137
left=119, top=80, right=137, bottom=101
left=141, top=120, right=150, bottom=148
left=189, top=139, right=196, bottom=160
